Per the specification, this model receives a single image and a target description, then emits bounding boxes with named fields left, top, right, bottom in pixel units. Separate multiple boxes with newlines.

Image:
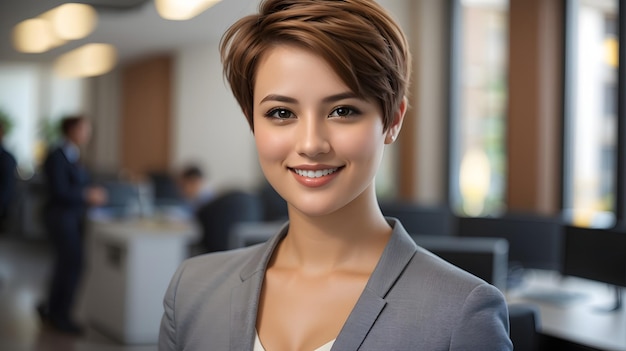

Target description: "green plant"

left=0, top=107, right=14, bottom=137
left=39, top=118, right=62, bottom=145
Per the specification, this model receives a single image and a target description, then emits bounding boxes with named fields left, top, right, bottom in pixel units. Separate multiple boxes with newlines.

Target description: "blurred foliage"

left=38, top=118, right=62, bottom=146
left=0, top=107, right=14, bottom=137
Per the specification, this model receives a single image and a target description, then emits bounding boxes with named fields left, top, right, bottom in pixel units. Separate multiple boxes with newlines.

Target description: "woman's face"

left=252, top=45, right=403, bottom=217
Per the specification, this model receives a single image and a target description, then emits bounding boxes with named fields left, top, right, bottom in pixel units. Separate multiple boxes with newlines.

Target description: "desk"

left=83, top=218, right=198, bottom=344
left=507, top=270, right=626, bottom=351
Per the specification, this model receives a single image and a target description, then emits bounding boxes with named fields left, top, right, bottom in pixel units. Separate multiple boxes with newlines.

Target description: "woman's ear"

left=385, top=97, right=407, bottom=144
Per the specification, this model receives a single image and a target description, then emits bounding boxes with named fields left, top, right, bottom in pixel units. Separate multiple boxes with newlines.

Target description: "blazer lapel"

left=230, top=273, right=263, bottom=350
left=332, top=219, right=418, bottom=351
left=229, top=222, right=290, bottom=350
left=330, top=288, right=386, bottom=351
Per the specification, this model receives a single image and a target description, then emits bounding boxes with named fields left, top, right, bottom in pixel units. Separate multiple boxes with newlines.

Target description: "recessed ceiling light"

left=54, top=43, right=118, bottom=78
left=155, top=0, right=222, bottom=20
left=40, top=3, right=98, bottom=40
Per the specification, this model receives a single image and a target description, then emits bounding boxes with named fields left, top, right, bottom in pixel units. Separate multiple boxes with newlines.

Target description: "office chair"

left=194, top=190, right=263, bottom=254
left=258, top=180, right=288, bottom=221
left=508, top=303, right=541, bottom=351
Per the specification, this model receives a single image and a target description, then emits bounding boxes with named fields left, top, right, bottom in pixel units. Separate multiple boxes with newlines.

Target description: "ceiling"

left=0, top=0, right=260, bottom=65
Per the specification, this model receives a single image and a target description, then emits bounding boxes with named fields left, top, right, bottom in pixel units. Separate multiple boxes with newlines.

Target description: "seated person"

left=177, top=164, right=215, bottom=216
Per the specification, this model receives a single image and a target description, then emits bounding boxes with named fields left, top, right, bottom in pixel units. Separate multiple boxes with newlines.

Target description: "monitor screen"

left=412, top=235, right=509, bottom=291
left=228, top=221, right=285, bottom=250
left=95, top=181, right=140, bottom=217
left=457, top=214, right=563, bottom=272
left=148, top=172, right=185, bottom=206
left=379, top=201, right=457, bottom=236
left=562, top=226, right=626, bottom=288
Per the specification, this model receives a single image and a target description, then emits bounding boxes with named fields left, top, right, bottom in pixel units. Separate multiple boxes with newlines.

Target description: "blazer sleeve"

left=44, top=150, right=85, bottom=206
left=159, top=260, right=188, bottom=351
left=450, top=283, right=513, bottom=351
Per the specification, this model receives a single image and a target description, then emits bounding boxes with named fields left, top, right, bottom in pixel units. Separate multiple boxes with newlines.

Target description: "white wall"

left=173, top=43, right=261, bottom=192
left=412, top=0, right=449, bottom=205
left=86, top=68, right=122, bottom=173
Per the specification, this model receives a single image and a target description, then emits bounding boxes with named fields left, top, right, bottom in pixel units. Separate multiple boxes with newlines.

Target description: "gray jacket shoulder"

left=159, top=245, right=265, bottom=350
left=368, top=245, right=511, bottom=351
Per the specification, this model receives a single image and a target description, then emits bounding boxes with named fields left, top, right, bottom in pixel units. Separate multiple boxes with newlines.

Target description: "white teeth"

left=294, top=167, right=339, bottom=178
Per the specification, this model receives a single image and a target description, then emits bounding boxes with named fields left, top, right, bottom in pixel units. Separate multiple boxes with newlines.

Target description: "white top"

left=254, top=332, right=335, bottom=351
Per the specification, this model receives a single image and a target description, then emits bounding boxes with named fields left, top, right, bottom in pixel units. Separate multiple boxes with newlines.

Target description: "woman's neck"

left=276, top=190, right=392, bottom=274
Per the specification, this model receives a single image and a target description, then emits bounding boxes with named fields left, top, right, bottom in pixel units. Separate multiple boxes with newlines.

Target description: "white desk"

left=83, top=218, right=199, bottom=344
left=507, top=270, right=626, bottom=351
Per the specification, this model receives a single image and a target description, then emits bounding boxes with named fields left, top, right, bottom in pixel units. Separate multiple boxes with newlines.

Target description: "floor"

left=0, top=234, right=157, bottom=351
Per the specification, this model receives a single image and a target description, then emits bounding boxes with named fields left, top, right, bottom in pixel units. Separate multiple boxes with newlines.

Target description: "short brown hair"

left=220, top=0, right=411, bottom=132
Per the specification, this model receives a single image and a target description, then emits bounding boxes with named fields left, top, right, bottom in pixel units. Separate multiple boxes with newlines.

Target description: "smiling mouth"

left=290, top=167, right=343, bottom=178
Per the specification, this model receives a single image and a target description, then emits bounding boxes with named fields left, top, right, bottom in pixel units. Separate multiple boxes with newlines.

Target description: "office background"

left=0, top=0, right=625, bottom=351
left=1, top=0, right=622, bottom=225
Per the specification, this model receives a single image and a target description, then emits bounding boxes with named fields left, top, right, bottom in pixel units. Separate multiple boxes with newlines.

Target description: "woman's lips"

left=289, top=166, right=344, bottom=187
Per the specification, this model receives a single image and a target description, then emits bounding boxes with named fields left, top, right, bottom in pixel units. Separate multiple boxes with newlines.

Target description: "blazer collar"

left=230, top=218, right=418, bottom=350
left=230, top=222, right=289, bottom=350
left=332, top=219, right=418, bottom=350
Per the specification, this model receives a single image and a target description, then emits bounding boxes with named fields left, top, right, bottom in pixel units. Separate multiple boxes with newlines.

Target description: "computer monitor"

left=412, top=235, right=509, bottom=291
left=379, top=201, right=457, bottom=236
left=148, top=172, right=185, bottom=207
left=456, top=214, right=564, bottom=272
left=228, top=221, right=285, bottom=250
left=562, top=225, right=626, bottom=288
left=95, top=181, right=140, bottom=218
left=562, top=225, right=626, bottom=311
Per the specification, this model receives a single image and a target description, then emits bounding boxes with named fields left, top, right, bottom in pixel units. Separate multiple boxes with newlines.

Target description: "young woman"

left=159, top=1, right=513, bottom=350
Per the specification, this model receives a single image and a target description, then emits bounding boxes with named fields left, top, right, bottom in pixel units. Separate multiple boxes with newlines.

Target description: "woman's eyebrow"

left=260, top=94, right=297, bottom=104
left=259, top=92, right=359, bottom=104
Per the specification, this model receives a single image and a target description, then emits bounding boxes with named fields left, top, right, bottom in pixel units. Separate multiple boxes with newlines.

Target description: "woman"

left=159, top=0, right=513, bottom=350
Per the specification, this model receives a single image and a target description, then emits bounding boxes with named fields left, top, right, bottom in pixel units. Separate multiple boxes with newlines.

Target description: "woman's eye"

left=329, top=106, right=358, bottom=118
left=266, top=108, right=294, bottom=119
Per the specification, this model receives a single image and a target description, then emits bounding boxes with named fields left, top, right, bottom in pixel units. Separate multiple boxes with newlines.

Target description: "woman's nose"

left=295, top=115, right=331, bottom=158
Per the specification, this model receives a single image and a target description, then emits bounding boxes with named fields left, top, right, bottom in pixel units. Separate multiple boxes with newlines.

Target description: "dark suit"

left=0, top=145, right=17, bottom=228
left=42, top=144, right=90, bottom=325
left=160, top=218, right=513, bottom=350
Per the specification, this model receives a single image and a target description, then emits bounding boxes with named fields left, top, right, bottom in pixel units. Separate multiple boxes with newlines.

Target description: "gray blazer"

left=159, top=219, right=513, bottom=350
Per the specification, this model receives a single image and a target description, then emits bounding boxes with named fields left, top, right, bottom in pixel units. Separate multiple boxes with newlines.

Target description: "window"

left=450, top=0, right=509, bottom=217
left=564, top=0, right=619, bottom=228
left=0, top=63, right=85, bottom=177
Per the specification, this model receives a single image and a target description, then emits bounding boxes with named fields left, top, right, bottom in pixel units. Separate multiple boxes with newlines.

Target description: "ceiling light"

left=155, top=0, right=222, bottom=20
left=12, top=3, right=96, bottom=54
left=54, top=43, right=117, bottom=78
left=12, top=18, right=60, bottom=53
left=40, top=3, right=98, bottom=40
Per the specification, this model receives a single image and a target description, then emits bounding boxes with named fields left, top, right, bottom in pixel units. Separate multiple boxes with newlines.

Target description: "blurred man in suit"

left=0, top=123, right=17, bottom=232
left=38, top=115, right=107, bottom=334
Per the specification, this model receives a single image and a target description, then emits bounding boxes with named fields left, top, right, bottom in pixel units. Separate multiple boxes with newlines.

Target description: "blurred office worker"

left=177, top=164, right=215, bottom=214
left=38, top=115, right=107, bottom=334
left=0, top=123, right=17, bottom=231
